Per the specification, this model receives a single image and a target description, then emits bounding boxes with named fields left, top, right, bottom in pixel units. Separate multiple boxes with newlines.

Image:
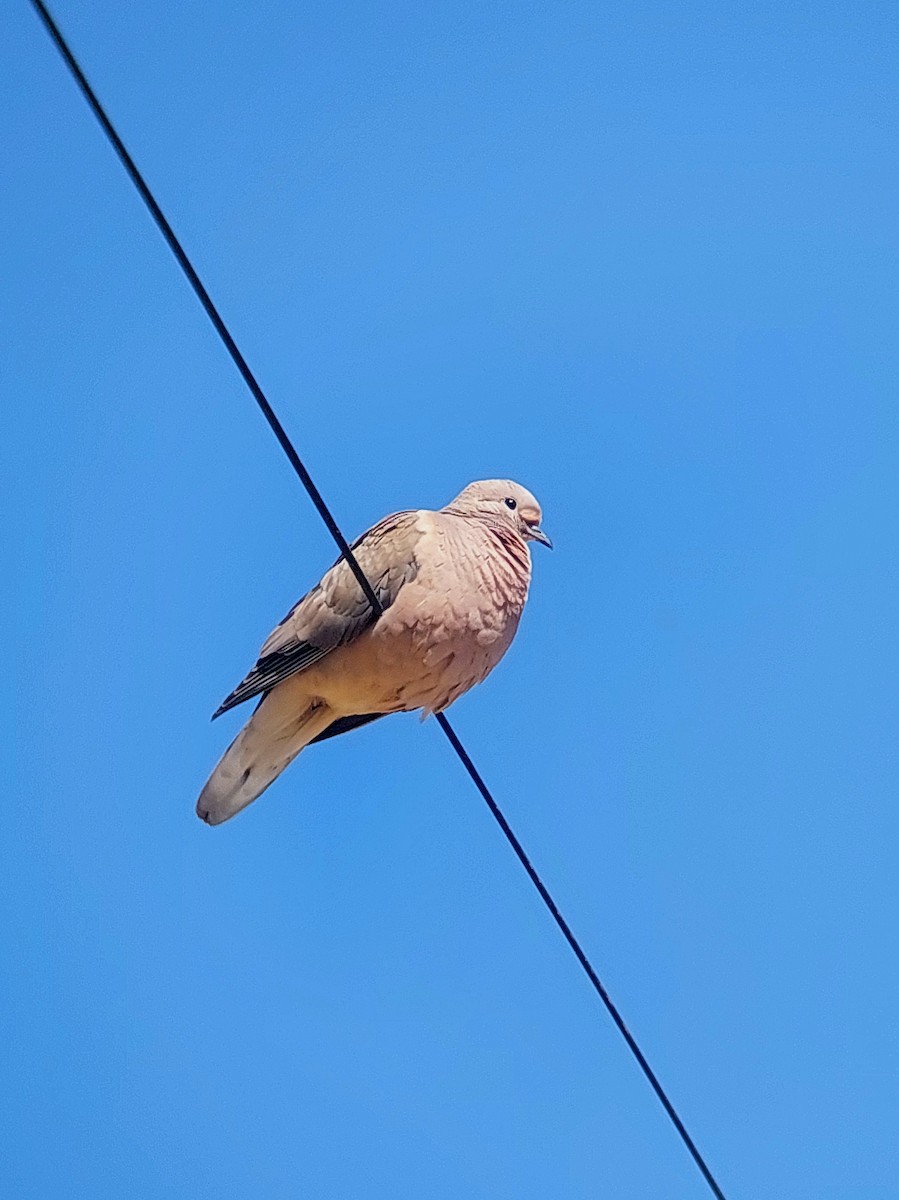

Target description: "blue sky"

left=5, top=2, right=898, bottom=1196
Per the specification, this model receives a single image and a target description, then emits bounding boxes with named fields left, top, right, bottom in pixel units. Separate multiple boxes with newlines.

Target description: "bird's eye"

left=504, top=497, right=517, bottom=510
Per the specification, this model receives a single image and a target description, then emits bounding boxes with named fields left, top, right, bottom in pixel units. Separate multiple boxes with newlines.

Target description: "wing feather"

left=212, top=511, right=421, bottom=718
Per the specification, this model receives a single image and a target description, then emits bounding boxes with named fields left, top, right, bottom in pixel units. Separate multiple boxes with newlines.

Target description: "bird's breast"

left=368, top=520, right=531, bottom=712
left=302, top=517, right=532, bottom=717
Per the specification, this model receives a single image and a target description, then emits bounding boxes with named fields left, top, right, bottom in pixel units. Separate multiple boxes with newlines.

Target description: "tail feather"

left=197, top=692, right=334, bottom=825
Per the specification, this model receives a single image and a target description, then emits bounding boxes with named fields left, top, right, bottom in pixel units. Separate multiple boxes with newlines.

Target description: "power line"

left=28, top=5, right=728, bottom=1197
left=436, top=715, right=732, bottom=1197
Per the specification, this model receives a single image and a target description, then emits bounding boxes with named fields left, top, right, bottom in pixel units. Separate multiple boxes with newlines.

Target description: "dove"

left=197, top=479, right=551, bottom=825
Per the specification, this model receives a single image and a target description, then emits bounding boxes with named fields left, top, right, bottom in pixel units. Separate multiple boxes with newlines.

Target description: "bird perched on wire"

left=197, top=479, right=551, bottom=825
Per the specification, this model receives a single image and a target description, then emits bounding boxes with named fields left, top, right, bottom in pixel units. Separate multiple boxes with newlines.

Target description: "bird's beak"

left=528, top=526, right=553, bottom=550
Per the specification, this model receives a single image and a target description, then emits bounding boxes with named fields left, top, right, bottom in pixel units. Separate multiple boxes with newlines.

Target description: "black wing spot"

left=309, top=712, right=387, bottom=745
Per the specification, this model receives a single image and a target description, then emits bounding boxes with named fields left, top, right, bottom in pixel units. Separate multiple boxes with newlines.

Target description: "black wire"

left=27, top=0, right=382, bottom=615
left=28, top=5, right=727, bottom=1197
left=436, top=714, right=727, bottom=1199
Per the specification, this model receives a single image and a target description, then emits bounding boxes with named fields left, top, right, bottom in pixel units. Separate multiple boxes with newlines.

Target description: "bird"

left=196, top=479, right=551, bottom=825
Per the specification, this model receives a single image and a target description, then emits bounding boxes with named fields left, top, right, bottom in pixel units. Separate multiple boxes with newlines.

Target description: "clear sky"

left=5, top=2, right=898, bottom=1197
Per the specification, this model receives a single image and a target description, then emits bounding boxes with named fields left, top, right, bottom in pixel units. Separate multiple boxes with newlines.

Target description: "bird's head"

left=444, top=479, right=552, bottom=549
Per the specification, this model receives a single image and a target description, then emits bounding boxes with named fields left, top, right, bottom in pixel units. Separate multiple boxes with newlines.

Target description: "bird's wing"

left=213, top=511, right=422, bottom=718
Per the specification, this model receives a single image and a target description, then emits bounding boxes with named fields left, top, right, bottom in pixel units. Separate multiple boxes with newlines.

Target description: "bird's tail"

left=197, top=689, right=334, bottom=825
